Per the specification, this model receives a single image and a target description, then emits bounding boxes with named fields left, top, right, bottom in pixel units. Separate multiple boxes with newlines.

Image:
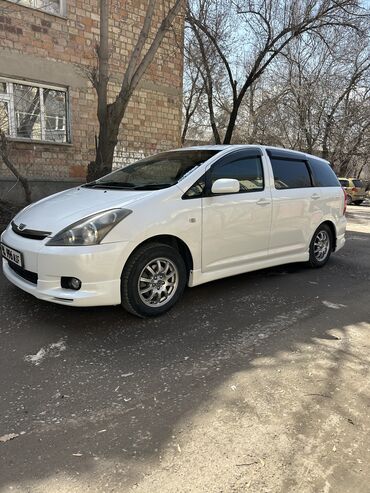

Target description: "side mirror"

left=211, top=178, right=240, bottom=194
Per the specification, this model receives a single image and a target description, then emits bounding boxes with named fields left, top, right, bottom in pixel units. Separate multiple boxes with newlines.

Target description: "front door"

left=202, top=149, right=272, bottom=273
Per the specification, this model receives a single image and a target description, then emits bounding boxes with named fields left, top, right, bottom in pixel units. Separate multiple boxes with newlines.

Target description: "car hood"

left=12, top=186, right=152, bottom=235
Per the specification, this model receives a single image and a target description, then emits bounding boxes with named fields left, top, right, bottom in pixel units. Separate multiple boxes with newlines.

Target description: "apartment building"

left=0, top=0, right=183, bottom=201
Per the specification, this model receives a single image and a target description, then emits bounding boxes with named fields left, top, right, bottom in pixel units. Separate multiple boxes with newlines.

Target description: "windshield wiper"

left=84, top=181, right=136, bottom=189
left=84, top=181, right=173, bottom=191
left=132, top=183, right=173, bottom=190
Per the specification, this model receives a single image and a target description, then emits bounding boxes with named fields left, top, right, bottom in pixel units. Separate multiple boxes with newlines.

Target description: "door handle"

left=311, top=193, right=320, bottom=200
left=257, top=198, right=271, bottom=206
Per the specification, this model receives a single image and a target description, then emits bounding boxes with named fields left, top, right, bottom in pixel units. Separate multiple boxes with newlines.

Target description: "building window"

left=0, top=78, right=70, bottom=144
left=7, top=0, right=66, bottom=16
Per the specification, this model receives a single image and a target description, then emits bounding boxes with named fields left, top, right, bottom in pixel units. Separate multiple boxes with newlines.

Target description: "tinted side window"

left=309, top=158, right=340, bottom=187
left=211, top=156, right=264, bottom=193
left=271, top=158, right=312, bottom=189
left=339, top=179, right=349, bottom=187
left=353, top=179, right=364, bottom=188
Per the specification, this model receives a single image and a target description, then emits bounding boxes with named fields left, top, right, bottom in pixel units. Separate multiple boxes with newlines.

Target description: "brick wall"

left=0, top=0, right=184, bottom=181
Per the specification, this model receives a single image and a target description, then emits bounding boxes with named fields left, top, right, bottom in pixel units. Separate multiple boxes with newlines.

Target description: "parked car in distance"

left=338, top=177, right=366, bottom=205
left=1, top=145, right=347, bottom=317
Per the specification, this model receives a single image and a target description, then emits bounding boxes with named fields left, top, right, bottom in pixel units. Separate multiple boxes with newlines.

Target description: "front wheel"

left=308, top=224, right=333, bottom=268
left=121, top=243, right=187, bottom=317
left=354, top=200, right=363, bottom=205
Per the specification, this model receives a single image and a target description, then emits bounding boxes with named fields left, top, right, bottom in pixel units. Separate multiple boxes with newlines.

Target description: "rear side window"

left=353, top=179, right=364, bottom=188
left=271, top=158, right=312, bottom=189
left=309, top=158, right=340, bottom=187
left=339, top=179, right=350, bottom=187
left=211, top=155, right=264, bottom=193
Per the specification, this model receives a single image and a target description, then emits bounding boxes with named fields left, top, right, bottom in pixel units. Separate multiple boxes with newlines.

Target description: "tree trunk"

left=88, top=115, right=120, bottom=181
left=89, top=128, right=117, bottom=181
left=86, top=0, right=110, bottom=182
left=181, top=112, right=190, bottom=144
left=356, top=162, right=365, bottom=178
left=321, top=120, right=331, bottom=161
left=223, top=102, right=239, bottom=144
left=338, top=159, right=351, bottom=177
left=208, top=90, right=221, bottom=144
left=87, top=91, right=132, bottom=182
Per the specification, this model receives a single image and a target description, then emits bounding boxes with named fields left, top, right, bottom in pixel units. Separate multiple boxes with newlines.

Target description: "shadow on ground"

left=0, top=225, right=369, bottom=491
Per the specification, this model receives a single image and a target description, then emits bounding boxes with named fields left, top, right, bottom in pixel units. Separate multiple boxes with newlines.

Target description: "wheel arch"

left=124, top=234, right=194, bottom=274
left=319, top=220, right=337, bottom=251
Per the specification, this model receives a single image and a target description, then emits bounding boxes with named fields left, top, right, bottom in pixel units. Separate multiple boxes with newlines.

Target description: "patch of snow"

left=322, top=301, right=347, bottom=310
left=0, top=433, right=20, bottom=443
left=24, top=338, right=67, bottom=366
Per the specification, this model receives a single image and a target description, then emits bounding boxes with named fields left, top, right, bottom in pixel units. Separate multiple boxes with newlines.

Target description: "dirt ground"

left=0, top=205, right=369, bottom=493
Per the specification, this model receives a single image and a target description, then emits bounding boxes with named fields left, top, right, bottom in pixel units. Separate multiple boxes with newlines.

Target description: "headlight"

left=46, top=209, right=132, bottom=246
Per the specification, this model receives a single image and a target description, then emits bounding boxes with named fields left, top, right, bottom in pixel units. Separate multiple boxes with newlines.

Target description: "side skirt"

left=188, top=252, right=309, bottom=287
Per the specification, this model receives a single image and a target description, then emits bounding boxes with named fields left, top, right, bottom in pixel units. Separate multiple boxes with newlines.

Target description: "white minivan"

left=1, top=145, right=346, bottom=317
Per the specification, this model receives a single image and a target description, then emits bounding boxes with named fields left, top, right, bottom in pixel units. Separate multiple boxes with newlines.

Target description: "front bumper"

left=1, top=227, right=129, bottom=307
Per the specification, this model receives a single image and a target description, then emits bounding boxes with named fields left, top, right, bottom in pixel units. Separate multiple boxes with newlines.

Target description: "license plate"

left=1, top=243, right=23, bottom=267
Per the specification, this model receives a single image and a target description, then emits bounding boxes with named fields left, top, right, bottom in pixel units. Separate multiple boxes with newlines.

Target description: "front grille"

left=8, top=261, right=38, bottom=285
left=11, top=221, right=50, bottom=240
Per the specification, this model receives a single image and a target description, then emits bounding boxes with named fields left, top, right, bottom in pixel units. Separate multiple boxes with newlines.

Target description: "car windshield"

left=84, top=150, right=220, bottom=190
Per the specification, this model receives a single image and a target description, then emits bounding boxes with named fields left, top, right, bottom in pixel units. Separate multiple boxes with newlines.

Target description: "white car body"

left=1, top=145, right=346, bottom=307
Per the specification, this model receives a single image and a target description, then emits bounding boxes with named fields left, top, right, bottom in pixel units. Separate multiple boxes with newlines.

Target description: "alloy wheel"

left=313, top=231, right=330, bottom=262
left=138, top=257, right=179, bottom=307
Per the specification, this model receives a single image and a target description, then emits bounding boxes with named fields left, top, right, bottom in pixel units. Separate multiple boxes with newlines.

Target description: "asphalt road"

left=0, top=205, right=369, bottom=493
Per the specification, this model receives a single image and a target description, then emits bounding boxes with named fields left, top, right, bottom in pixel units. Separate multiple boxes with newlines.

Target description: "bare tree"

left=87, top=0, right=184, bottom=181
left=321, top=53, right=370, bottom=171
left=186, top=0, right=367, bottom=144
left=266, top=34, right=370, bottom=176
left=183, top=1, right=369, bottom=177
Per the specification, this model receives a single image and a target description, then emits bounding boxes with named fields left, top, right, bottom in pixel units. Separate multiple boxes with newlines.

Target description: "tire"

left=354, top=200, right=363, bottom=205
left=308, top=224, right=333, bottom=268
left=346, top=195, right=353, bottom=205
left=121, top=242, right=187, bottom=317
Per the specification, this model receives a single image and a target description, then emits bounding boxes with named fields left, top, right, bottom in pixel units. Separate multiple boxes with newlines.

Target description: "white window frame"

left=6, top=0, right=67, bottom=17
left=0, top=77, right=70, bottom=144
left=0, top=86, right=16, bottom=136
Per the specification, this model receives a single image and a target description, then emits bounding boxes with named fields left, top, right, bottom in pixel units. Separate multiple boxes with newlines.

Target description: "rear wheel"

left=354, top=200, right=363, bottom=205
left=346, top=195, right=353, bottom=205
left=308, top=224, right=333, bottom=268
left=121, top=242, right=187, bottom=317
